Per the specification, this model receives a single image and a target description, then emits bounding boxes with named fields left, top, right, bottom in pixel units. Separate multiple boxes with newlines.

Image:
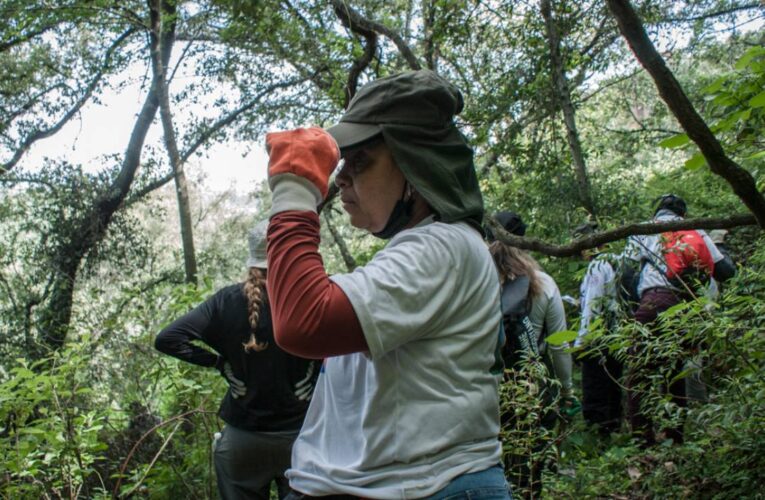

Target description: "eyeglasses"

left=336, top=148, right=374, bottom=179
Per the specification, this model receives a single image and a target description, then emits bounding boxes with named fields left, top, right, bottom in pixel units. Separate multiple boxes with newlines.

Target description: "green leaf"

left=545, top=329, right=578, bottom=346
left=744, top=151, right=765, bottom=160
left=749, top=90, right=765, bottom=108
left=684, top=153, right=706, bottom=171
left=19, top=427, right=46, bottom=435
left=659, top=133, right=689, bottom=149
left=735, top=46, right=765, bottom=70
left=702, top=77, right=726, bottom=94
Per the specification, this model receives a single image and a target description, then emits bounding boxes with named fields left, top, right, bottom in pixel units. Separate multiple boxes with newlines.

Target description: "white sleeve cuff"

left=269, top=174, right=322, bottom=216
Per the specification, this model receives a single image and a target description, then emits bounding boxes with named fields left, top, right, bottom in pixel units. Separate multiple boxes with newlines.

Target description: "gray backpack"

left=500, top=276, right=540, bottom=369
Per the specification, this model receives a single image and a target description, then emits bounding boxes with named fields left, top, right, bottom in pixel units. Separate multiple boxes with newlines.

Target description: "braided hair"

left=241, top=267, right=269, bottom=352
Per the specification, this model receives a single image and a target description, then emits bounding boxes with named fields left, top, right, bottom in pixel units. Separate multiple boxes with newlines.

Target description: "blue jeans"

left=426, top=465, right=512, bottom=500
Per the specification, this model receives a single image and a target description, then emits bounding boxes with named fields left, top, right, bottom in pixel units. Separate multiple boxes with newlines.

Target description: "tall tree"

left=541, top=0, right=596, bottom=216
left=149, top=0, right=198, bottom=284
left=32, top=1, right=169, bottom=354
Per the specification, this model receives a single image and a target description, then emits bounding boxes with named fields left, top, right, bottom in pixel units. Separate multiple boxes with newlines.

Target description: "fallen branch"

left=486, top=213, right=758, bottom=258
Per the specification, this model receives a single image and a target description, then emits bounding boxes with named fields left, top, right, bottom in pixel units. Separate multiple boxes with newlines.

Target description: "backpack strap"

left=500, top=276, right=540, bottom=360
left=500, top=275, right=531, bottom=316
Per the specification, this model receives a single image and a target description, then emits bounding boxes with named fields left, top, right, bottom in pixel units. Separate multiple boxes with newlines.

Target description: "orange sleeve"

left=266, top=211, right=368, bottom=358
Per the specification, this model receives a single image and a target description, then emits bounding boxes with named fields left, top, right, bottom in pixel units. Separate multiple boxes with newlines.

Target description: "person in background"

left=263, top=70, right=509, bottom=499
left=686, top=229, right=733, bottom=403
left=573, top=222, right=623, bottom=437
left=155, top=220, right=319, bottom=500
left=622, top=194, right=735, bottom=446
left=488, top=211, right=577, bottom=497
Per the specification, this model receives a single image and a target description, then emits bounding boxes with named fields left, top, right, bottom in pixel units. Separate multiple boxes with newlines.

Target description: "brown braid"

left=242, top=267, right=269, bottom=352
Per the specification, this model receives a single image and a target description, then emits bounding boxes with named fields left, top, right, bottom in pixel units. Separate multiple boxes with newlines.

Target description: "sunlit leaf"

left=684, top=153, right=706, bottom=171
left=545, top=329, right=578, bottom=346
left=735, top=46, right=765, bottom=70
left=659, top=133, right=690, bottom=149
left=749, top=90, right=765, bottom=108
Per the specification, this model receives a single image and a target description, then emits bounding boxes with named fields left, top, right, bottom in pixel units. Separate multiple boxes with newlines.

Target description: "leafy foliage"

left=545, top=236, right=765, bottom=498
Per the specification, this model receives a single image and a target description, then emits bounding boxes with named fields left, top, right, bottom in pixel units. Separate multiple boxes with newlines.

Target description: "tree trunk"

left=606, top=0, right=765, bottom=228
left=323, top=209, right=357, bottom=272
left=150, top=0, right=197, bottom=284
left=33, top=0, right=168, bottom=355
left=541, top=0, right=596, bottom=216
left=422, top=0, right=437, bottom=71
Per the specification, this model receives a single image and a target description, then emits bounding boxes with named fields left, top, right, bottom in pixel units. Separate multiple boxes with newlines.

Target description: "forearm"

left=155, top=326, right=219, bottom=368
left=267, top=210, right=367, bottom=358
left=549, top=344, right=574, bottom=395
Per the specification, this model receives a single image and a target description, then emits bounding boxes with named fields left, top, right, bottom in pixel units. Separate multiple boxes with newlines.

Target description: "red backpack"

left=660, top=230, right=715, bottom=282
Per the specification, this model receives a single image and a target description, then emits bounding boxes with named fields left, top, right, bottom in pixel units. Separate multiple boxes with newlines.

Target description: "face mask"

left=373, top=184, right=416, bottom=239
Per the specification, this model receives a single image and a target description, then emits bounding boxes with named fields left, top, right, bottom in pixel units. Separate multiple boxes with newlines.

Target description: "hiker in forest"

left=573, top=222, right=624, bottom=438
left=263, top=70, right=510, bottom=498
left=154, top=220, right=319, bottom=500
left=685, top=229, right=733, bottom=403
left=622, top=194, right=736, bottom=446
left=488, top=211, right=577, bottom=498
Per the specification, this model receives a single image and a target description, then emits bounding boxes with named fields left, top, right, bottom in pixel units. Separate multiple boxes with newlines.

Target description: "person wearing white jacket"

left=574, top=223, right=624, bottom=437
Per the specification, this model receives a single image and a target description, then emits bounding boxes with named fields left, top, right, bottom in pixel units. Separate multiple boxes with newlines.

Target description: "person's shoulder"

left=400, top=219, right=477, bottom=237
left=394, top=220, right=483, bottom=255
left=211, top=283, right=247, bottom=305
left=217, top=283, right=244, bottom=295
left=535, top=270, right=558, bottom=290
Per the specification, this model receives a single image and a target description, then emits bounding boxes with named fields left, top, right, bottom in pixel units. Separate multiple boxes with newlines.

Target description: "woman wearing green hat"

left=265, top=70, right=509, bottom=498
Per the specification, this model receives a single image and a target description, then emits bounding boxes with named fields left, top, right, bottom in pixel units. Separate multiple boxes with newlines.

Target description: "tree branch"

left=125, top=77, right=308, bottom=204
left=606, top=0, right=765, bottom=228
left=329, top=0, right=422, bottom=70
left=1, top=83, right=68, bottom=131
left=487, top=213, right=757, bottom=258
left=541, top=0, right=596, bottom=216
left=0, top=28, right=137, bottom=175
left=332, top=1, right=378, bottom=107
left=659, top=2, right=763, bottom=24
left=0, top=24, right=56, bottom=53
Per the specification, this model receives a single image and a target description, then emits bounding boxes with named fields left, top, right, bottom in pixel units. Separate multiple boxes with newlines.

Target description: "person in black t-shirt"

left=155, top=220, right=319, bottom=500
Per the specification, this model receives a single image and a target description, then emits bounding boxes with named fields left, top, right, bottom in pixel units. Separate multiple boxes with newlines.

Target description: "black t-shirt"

left=155, top=284, right=319, bottom=432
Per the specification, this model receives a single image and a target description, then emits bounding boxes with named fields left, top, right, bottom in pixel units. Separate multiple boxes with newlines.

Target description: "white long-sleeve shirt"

left=576, top=254, right=618, bottom=347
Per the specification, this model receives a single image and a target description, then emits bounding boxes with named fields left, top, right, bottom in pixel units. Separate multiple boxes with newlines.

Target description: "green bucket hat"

left=326, top=70, right=484, bottom=230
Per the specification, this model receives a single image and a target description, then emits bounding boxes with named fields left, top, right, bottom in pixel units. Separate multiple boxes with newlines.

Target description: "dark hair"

left=654, top=194, right=687, bottom=217
left=486, top=211, right=527, bottom=241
